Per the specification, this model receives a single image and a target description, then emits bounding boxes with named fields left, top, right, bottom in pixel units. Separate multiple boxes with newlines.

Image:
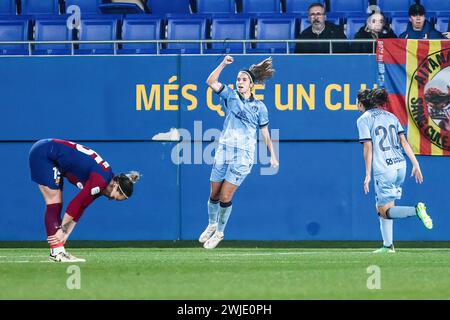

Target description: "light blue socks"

left=379, top=217, right=393, bottom=247
left=217, top=201, right=233, bottom=233
left=208, top=198, right=220, bottom=225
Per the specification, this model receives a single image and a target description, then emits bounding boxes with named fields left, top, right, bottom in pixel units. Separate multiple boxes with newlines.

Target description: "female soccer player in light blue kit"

left=356, top=88, right=433, bottom=253
left=200, top=55, right=279, bottom=249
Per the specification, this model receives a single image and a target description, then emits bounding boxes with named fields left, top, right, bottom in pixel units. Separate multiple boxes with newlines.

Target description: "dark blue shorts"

left=29, top=139, right=62, bottom=190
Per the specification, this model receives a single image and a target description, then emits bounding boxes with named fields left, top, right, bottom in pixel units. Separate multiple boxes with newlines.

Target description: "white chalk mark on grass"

left=0, top=255, right=47, bottom=258
left=0, top=260, right=51, bottom=263
left=216, top=251, right=370, bottom=257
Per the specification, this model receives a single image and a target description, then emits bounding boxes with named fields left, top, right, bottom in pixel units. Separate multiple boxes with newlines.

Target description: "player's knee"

left=209, top=196, right=220, bottom=204
left=210, top=191, right=220, bottom=201
left=377, top=210, right=388, bottom=219
left=378, top=202, right=395, bottom=219
left=377, top=206, right=392, bottom=219
left=44, top=190, right=61, bottom=204
left=219, top=192, right=233, bottom=203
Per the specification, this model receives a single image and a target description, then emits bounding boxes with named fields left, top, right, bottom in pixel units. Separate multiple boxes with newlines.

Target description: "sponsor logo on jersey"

left=91, top=186, right=100, bottom=195
left=386, top=157, right=405, bottom=165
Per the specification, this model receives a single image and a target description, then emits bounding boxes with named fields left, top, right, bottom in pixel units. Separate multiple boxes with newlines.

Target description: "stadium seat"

left=147, top=0, right=191, bottom=14
left=118, top=16, right=161, bottom=54
left=329, top=0, right=368, bottom=14
left=300, top=16, right=340, bottom=33
left=205, top=17, right=252, bottom=53
left=0, top=18, right=29, bottom=55
left=76, top=17, right=118, bottom=54
left=99, top=2, right=146, bottom=14
left=249, top=17, right=296, bottom=53
left=346, top=16, right=367, bottom=39
left=33, top=17, right=73, bottom=55
left=64, top=0, right=103, bottom=14
left=376, top=0, right=415, bottom=14
left=420, top=0, right=450, bottom=13
left=436, top=17, right=449, bottom=33
left=390, top=16, right=409, bottom=37
left=21, top=0, right=60, bottom=15
left=240, top=0, right=281, bottom=13
left=162, top=18, right=206, bottom=54
left=285, top=0, right=324, bottom=14
left=0, top=0, right=17, bottom=15
left=196, top=0, right=235, bottom=14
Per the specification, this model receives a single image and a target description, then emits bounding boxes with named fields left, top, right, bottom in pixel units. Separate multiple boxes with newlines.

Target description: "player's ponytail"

left=247, top=57, right=275, bottom=84
left=126, top=171, right=141, bottom=184
left=115, top=171, right=141, bottom=199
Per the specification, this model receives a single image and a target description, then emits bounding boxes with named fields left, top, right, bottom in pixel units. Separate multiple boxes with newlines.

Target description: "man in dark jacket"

left=399, top=4, right=444, bottom=39
left=295, top=3, right=348, bottom=54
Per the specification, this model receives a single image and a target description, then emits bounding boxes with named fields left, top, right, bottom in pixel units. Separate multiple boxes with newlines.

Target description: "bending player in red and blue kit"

left=29, top=138, right=141, bottom=262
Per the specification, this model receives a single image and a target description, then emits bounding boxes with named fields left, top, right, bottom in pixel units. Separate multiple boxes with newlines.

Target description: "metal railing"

left=2, top=38, right=448, bottom=56
left=0, top=39, right=383, bottom=56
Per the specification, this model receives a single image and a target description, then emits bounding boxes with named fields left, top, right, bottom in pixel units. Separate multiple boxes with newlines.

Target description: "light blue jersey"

left=210, top=84, right=269, bottom=186
left=216, top=84, right=269, bottom=155
left=357, top=108, right=406, bottom=175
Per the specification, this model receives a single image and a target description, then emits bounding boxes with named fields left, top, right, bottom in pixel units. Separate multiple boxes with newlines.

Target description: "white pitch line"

left=214, top=249, right=450, bottom=257
left=0, top=255, right=47, bottom=258
left=0, top=260, right=52, bottom=263
left=216, top=251, right=372, bottom=257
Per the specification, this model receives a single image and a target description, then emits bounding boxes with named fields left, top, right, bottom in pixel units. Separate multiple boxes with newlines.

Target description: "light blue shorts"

left=374, top=167, right=406, bottom=206
left=210, top=144, right=254, bottom=186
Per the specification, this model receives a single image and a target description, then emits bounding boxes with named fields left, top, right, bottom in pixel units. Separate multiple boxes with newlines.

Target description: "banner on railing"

left=377, top=39, right=450, bottom=156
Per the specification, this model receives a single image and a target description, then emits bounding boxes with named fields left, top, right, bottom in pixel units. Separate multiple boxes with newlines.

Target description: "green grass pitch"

left=1, top=242, right=449, bottom=299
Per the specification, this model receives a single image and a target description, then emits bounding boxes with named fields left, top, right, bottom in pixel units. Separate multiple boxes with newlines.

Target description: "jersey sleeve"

left=258, top=102, right=269, bottom=128
left=66, top=172, right=108, bottom=222
left=216, top=84, right=233, bottom=101
left=396, top=117, right=405, bottom=135
left=357, top=116, right=371, bottom=143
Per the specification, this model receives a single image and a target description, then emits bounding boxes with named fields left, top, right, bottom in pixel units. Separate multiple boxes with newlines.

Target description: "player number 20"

left=375, top=125, right=400, bottom=152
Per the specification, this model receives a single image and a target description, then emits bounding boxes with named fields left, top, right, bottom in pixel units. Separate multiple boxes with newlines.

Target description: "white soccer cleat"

left=203, top=231, right=224, bottom=249
left=199, top=224, right=217, bottom=243
left=49, top=252, right=86, bottom=263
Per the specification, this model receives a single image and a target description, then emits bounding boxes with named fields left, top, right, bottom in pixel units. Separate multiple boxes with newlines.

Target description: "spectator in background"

left=295, top=3, right=348, bottom=54
left=353, top=12, right=397, bottom=53
left=399, top=4, right=444, bottom=39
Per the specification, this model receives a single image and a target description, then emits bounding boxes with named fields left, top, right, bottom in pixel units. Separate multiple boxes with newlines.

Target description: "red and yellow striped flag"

left=378, top=39, right=450, bottom=156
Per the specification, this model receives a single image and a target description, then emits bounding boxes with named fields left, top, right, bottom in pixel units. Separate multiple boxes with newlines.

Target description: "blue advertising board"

left=0, top=55, right=448, bottom=241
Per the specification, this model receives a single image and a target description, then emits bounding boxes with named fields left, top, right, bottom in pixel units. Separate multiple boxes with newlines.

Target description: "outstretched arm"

left=47, top=173, right=106, bottom=245
left=399, top=134, right=423, bottom=183
left=363, top=141, right=372, bottom=194
left=260, top=125, right=279, bottom=168
left=206, top=55, right=233, bottom=92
